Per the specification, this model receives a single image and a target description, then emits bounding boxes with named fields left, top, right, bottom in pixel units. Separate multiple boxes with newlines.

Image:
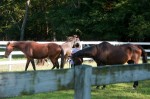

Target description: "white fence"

left=0, top=41, right=150, bottom=71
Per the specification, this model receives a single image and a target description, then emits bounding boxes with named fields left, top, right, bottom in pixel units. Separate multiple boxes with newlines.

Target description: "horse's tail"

left=36, top=59, right=44, bottom=66
left=36, top=58, right=48, bottom=66
left=137, top=45, right=147, bottom=63
left=59, top=45, right=64, bottom=68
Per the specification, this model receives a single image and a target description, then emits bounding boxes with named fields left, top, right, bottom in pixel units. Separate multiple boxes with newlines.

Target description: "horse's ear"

left=73, top=35, right=77, bottom=38
left=73, top=34, right=79, bottom=38
left=67, top=37, right=73, bottom=41
left=73, top=35, right=80, bottom=42
left=8, top=41, right=15, bottom=47
left=74, top=35, right=80, bottom=42
left=6, top=42, right=10, bottom=46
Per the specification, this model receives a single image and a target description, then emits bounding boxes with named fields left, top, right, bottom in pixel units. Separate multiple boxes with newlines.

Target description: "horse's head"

left=66, top=35, right=80, bottom=47
left=73, top=57, right=83, bottom=66
left=73, top=35, right=80, bottom=43
left=4, top=42, right=14, bottom=58
left=72, top=51, right=83, bottom=66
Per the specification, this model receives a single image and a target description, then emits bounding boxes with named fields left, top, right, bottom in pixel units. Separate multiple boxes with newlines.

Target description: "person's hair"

left=75, top=43, right=80, bottom=48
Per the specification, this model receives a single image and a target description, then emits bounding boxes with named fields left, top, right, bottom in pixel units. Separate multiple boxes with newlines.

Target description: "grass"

left=3, top=80, right=150, bottom=99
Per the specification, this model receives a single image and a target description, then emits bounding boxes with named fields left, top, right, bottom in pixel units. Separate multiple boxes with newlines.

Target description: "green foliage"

left=0, top=0, right=26, bottom=40
left=0, top=0, right=150, bottom=41
left=128, top=15, right=150, bottom=41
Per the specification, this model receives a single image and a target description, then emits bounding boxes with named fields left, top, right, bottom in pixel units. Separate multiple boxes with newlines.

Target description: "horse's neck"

left=62, top=42, right=73, bottom=49
left=77, top=47, right=96, bottom=58
left=13, top=42, right=27, bottom=52
left=67, top=41, right=74, bottom=47
left=61, top=42, right=73, bottom=55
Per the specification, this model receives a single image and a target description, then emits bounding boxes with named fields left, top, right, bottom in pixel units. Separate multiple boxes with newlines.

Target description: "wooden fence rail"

left=0, top=63, right=150, bottom=98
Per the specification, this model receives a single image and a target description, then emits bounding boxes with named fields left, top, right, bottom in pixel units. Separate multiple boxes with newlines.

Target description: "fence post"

left=8, top=54, right=12, bottom=71
left=74, top=65, right=92, bottom=99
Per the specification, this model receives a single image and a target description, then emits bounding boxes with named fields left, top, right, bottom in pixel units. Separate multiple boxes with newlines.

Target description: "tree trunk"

left=20, top=0, right=30, bottom=40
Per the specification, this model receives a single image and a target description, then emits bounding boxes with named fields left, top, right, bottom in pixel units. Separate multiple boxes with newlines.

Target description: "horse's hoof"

left=132, top=87, right=137, bottom=90
left=96, top=86, right=99, bottom=89
left=101, top=87, right=105, bottom=90
left=132, top=87, right=135, bottom=90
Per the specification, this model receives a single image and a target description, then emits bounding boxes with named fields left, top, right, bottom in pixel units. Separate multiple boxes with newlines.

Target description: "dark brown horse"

left=4, top=41, right=64, bottom=71
left=72, top=41, right=147, bottom=89
left=36, top=35, right=80, bottom=69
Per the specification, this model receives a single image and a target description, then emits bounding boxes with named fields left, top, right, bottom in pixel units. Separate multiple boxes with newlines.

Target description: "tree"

left=20, top=0, right=30, bottom=40
left=0, top=0, right=150, bottom=41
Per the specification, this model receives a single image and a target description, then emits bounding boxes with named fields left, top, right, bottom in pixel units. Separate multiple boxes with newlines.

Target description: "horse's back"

left=29, top=42, right=61, bottom=58
left=30, top=42, right=49, bottom=51
left=96, top=42, right=134, bottom=65
left=48, top=43, right=62, bottom=52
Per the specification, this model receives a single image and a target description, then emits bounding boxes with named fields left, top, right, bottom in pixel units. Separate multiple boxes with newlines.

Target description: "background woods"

left=0, top=0, right=150, bottom=41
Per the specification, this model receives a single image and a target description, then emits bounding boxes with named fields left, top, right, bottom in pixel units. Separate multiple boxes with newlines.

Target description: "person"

left=70, top=43, right=81, bottom=67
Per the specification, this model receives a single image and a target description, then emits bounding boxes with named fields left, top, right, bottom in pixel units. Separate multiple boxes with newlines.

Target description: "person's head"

left=75, top=43, right=80, bottom=48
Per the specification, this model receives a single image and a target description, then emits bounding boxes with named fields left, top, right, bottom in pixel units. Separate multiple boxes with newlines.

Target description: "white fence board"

left=92, top=63, right=150, bottom=85
left=0, top=69, right=74, bottom=98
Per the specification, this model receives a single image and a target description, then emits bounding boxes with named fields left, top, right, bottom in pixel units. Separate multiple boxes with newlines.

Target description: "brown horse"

left=4, top=41, right=64, bottom=71
left=36, top=35, right=80, bottom=69
left=72, top=41, right=147, bottom=89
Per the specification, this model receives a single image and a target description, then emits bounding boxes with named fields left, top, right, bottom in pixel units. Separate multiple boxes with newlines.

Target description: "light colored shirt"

left=70, top=48, right=80, bottom=65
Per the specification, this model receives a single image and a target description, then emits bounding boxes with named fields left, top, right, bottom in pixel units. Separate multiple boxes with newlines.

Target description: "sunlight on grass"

left=91, top=81, right=150, bottom=99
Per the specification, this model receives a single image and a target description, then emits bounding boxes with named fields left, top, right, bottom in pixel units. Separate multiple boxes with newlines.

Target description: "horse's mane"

left=9, top=41, right=34, bottom=44
left=8, top=41, right=35, bottom=47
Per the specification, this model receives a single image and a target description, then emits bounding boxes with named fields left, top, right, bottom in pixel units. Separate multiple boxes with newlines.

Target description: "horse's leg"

left=55, top=61, right=59, bottom=69
left=133, top=81, right=138, bottom=89
left=133, top=60, right=139, bottom=89
left=127, top=60, right=138, bottom=89
left=64, top=55, right=67, bottom=67
left=96, top=85, right=106, bottom=89
left=101, top=85, right=106, bottom=89
left=31, top=59, right=36, bottom=71
left=25, top=59, right=30, bottom=71
left=51, top=65, right=55, bottom=70
left=51, top=60, right=57, bottom=69
left=50, top=58, right=59, bottom=69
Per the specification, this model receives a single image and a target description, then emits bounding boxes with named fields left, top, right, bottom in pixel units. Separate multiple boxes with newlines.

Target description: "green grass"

left=3, top=80, right=150, bottom=99
left=91, top=81, right=150, bottom=99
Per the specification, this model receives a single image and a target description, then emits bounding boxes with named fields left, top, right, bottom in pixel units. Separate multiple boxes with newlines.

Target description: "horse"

left=4, top=41, right=64, bottom=71
left=72, top=41, right=147, bottom=89
left=36, top=35, right=80, bottom=69
left=60, top=35, right=80, bottom=67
